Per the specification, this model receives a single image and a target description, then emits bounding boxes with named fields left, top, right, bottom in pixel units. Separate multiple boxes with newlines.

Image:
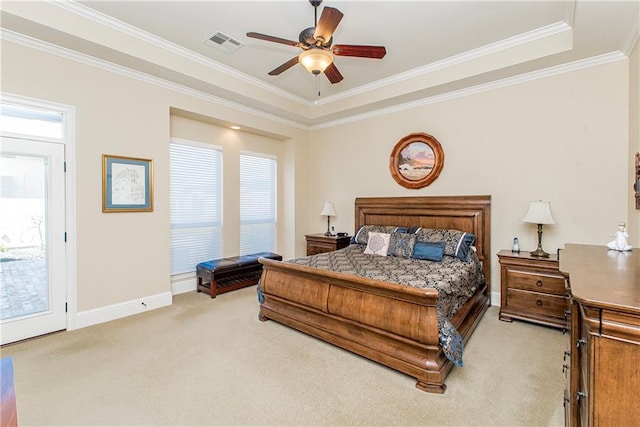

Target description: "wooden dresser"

left=305, top=233, right=351, bottom=256
left=497, top=250, right=567, bottom=329
left=559, top=244, right=640, bottom=427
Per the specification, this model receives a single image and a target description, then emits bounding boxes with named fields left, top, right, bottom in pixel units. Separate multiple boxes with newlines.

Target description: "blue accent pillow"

left=412, top=241, right=446, bottom=262
left=414, top=228, right=476, bottom=261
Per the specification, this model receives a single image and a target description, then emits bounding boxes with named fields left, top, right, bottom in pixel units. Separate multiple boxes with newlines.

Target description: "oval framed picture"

left=389, top=132, right=444, bottom=189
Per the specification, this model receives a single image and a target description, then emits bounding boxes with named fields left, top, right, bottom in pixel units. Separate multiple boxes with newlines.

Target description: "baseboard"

left=171, top=275, right=197, bottom=295
left=72, top=291, right=172, bottom=330
left=491, top=291, right=501, bottom=307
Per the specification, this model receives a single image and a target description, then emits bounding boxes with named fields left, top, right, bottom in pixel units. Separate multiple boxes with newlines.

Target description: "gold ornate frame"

left=389, top=132, right=444, bottom=189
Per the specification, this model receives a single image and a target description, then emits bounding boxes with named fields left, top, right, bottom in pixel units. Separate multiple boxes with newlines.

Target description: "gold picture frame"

left=389, top=132, right=445, bottom=189
left=102, top=154, right=154, bottom=213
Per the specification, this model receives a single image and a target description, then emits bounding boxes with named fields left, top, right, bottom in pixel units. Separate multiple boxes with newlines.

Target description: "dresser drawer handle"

left=536, top=280, right=543, bottom=287
left=536, top=299, right=543, bottom=307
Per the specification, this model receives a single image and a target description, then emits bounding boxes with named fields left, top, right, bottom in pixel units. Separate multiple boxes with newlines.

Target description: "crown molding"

left=1, top=26, right=626, bottom=132
left=314, top=21, right=572, bottom=106
left=47, top=0, right=309, bottom=107
left=0, top=29, right=309, bottom=131
left=312, top=51, right=626, bottom=130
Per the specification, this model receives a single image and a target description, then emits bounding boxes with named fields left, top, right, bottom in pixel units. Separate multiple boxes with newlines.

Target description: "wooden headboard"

left=354, top=195, right=492, bottom=295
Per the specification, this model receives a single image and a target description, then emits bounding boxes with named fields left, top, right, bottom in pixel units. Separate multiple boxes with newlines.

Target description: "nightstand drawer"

left=506, top=289, right=567, bottom=318
left=505, top=269, right=565, bottom=295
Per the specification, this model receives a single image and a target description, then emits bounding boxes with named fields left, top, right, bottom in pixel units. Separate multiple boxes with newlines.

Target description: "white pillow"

left=364, top=232, right=391, bottom=256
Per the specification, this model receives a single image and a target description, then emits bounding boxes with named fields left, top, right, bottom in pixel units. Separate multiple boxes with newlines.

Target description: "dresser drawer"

left=505, top=268, right=565, bottom=296
left=506, top=289, right=567, bottom=318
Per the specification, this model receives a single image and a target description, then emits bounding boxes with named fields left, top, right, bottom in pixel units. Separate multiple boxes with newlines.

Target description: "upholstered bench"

left=196, top=252, right=282, bottom=298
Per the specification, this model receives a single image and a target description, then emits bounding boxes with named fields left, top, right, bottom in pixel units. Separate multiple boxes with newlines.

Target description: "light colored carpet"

left=1, top=287, right=565, bottom=426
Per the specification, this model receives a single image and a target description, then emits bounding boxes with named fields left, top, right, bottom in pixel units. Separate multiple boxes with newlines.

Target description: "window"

left=240, top=153, right=276, bottom=255
left=169, top=140, right=222, bottom=275
left=1, top=104, right=64, bottom=140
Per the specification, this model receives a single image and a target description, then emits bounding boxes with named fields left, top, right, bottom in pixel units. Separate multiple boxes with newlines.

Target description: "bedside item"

left=320, top=201, right=336, bottom=236
left=512, top=237, right=520, bottom=253
left=305, top=233, right=351, bottom=255
left=607, top=222, right=632, bottom=251
left=498, top=250, right=566, bottom=329
left=522, top=200, right=556, bottom=258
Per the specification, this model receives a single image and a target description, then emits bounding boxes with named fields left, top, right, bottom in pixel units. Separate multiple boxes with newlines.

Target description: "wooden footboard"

left=258, top=257, right=489, bottom=393
left=258, top=195, right=491, bottom=393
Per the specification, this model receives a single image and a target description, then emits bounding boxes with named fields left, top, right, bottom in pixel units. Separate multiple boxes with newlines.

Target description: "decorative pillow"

left=412, top=241, right=446, bottom=262
left=414, top=228, right=477, bottom=261
left=353, top=225, right=408, bottom=245
left=364, top=232, right=391, bottom=256
left=387, top=232, right=416, bottom=258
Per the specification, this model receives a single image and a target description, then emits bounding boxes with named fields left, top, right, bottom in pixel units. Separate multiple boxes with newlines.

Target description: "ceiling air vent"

left=204, top=31, right=243, bottom=53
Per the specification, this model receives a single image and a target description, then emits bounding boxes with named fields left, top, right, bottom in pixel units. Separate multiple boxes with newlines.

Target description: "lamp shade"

left=299, top=49, right=333, bottom=75
left=320, top=201, right=336, bottom=217
left=522, top=201, right=556, bottom=225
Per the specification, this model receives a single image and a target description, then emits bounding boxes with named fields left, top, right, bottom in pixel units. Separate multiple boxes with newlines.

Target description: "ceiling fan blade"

left=332, top=45, right=387, bottom=59
left=246, top=32, right=301, bottom=48
left=324, top=63, right=344, bottom=84
left=314, top=6, right=343, bottom=44
left=268, top=56, right=300, bottom=76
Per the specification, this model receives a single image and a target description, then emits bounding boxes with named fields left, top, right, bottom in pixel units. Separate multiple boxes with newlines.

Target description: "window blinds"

left=240, top=153, right=276, bottom=255
left=169, top=141, right=222, bottom=275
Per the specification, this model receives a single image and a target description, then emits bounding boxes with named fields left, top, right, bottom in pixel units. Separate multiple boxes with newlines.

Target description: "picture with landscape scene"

left=389, top=132, right=444, bottom=189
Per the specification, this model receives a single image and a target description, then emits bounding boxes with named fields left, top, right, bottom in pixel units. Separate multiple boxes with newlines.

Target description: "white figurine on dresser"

left=607, top=222, right=633, bottom=251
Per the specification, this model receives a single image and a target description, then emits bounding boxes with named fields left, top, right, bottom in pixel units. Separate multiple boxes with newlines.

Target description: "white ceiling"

left=1, top=1, right=638, bottom=128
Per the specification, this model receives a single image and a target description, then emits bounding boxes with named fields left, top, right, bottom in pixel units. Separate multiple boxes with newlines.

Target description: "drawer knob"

left=536, top=299, right=543, bottom=307
left=536, top=280, right=543, bottom=287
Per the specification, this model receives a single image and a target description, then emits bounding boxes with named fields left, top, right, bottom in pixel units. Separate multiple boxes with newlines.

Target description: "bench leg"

left=210, top=280, right=217, bottom=299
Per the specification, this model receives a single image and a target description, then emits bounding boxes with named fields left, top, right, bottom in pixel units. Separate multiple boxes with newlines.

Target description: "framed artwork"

left=102, top=154, right=153, bottom=212
left=389, top=132, right=444, bottom=189
left=633, top=153, right=640, bottom=209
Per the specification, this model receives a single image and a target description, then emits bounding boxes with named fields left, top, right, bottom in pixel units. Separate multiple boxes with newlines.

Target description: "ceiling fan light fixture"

left=299, top=49, right=333, bottom=75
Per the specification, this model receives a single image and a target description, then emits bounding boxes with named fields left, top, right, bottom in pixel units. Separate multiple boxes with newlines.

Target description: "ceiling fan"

left=246, top=0, right=386, bottom=84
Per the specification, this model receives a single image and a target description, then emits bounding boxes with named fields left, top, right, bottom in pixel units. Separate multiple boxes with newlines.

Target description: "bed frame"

left=258, top=195, right=491, bottom=393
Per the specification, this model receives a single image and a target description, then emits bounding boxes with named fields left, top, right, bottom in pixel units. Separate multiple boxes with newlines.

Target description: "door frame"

left=1, top=93, right=77, bottom=333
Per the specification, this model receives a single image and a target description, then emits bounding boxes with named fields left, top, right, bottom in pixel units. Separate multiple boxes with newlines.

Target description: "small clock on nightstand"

left=305, top=233, right=351, bottom=256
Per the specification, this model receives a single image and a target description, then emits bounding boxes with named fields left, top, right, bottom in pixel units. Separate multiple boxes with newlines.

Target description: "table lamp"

left=320, top=201, right=336, bottom=236
left=522, top=200, right=556, bottom=258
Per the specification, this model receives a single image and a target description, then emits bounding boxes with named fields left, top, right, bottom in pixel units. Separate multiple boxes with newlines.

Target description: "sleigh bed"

left=257, top=195, right=491, bottom=393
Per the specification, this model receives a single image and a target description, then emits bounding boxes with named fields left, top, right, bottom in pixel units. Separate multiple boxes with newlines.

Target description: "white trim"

left=0, top=93, right=78, bottom=333
left=0, top=29, right=308, bottom=131
left=170, top=137, right=222, bottom=152
left=312, top=51, right=627, bottom=130
left=491, top=291, right=501, bottom=308
left=74, top=292, right=172, bottom=329
left=50, top=0, right=305, bottom=105
left=315, top=21, right=572, bottom=106
left=240, top=150, right=277, bottom=160
left=171, top=274, right=197, bottom=295
left=0, top=25, right=626, bottom=131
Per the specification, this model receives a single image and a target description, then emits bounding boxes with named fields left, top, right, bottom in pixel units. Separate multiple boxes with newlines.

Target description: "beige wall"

left=308, top=60, right=632, bottom=292
left=629, top=37, right=640, bottom=244
left=1, top=40, right=308, bottom=316
left=2, top=35, right=637, bottom=320
left=169, top=115, right=285, bottom=258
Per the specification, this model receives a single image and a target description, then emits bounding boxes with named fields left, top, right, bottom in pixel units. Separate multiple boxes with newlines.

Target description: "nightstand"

left=305, top=233, right=351, bottom=256
left=497, top=249, right=567, bottom=329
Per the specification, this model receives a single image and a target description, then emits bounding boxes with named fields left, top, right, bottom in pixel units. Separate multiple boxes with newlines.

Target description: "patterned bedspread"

left=284, top=244, right=486, bottom=366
